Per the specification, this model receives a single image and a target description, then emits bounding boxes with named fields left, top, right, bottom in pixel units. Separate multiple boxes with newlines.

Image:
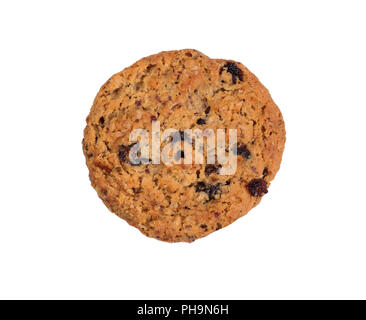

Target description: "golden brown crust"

left=82, top=49, right=286, bottom=242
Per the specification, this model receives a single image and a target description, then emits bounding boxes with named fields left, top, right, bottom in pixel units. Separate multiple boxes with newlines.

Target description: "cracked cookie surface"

left=82, top=49, right=285, bottom=242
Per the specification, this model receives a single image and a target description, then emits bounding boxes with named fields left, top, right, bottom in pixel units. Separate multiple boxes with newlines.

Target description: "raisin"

left=118, top=145, right=130, bottom=163
left=236, top=144, right=251, bottom=159
left=207, top=184, right=221, bottom=201
left=262, top=167, right=268, bottom=178
left=195, top=182, right=221, bottom=201
left=118, top=143, right=140, bottom=164
left=247, top=179, right=268, bottom=197
left=135, top=100, right=142, bottom=106
left=205, top=164, right=221, bottom=176
left=205, top=106, right=211, bottom=114
left=99, top=116, right=105, bottom=125
left=220, top=62, right=243, bottom=84
left=195, top=181, right=207, bottom=192
left=196, top=118, right=206, bottom=125
left=146, top=64, right=155, bottom=72
left=151, top=115, right=157, bottom=121
left=200, top=224, right=207, bottom=229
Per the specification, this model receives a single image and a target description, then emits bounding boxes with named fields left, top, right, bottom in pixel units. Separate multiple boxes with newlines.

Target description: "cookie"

left=82, top=49, right=285, bottom=242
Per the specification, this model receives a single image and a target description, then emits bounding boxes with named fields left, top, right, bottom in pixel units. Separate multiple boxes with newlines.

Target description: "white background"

left=1, top=0, right=365, bottom=300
